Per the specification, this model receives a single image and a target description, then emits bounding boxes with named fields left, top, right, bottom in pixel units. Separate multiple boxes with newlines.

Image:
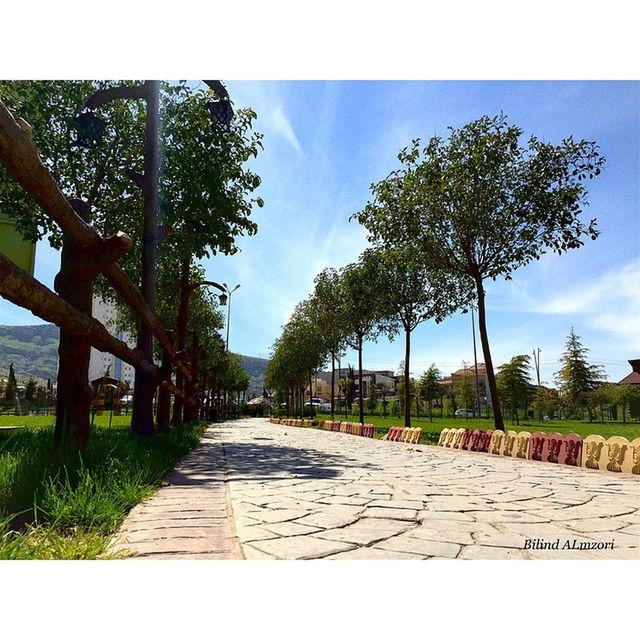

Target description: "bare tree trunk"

left=172, top=259, right=191, bottom=426
left=156, top=329, right=174, bottom=432
left=474, top=275, right=504, bottom=431
left=404, top=327, right=411, bottom=429
left=53, top=201, right=94, bottom=449
left=184, top=333, right=199, bottom=423
left=358, top=334, right=364, bottom=425
left=330, top=351, right=335, bottom=419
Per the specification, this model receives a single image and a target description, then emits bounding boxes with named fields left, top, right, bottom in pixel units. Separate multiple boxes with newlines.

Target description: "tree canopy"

left=354, top=113, right=605, bottom=430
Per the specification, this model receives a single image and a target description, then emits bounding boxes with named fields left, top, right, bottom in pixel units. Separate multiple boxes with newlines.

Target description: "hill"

left=0, top=324, right=269, bottom=393
left=0, top=324, right=59, bottom=381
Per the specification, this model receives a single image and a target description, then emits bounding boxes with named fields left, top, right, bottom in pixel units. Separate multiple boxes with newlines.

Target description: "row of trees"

left=0, top=363, right=55, bottom=412
left=267, top=114, right=606, bottom=430
left=0, top=81, right=261, bottom=446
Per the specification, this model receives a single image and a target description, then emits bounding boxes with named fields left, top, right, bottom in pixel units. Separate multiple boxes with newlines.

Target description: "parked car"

left=455, top=408, right=476, bottom=418
left=304, top=399, right=332, bottom=412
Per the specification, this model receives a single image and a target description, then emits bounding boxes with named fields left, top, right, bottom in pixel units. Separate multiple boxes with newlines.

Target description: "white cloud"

left=537, top=257, right=640, bottom=347
left=267, top=105, right=302, bottom=154
left=227, top=81, right=302, bottom=154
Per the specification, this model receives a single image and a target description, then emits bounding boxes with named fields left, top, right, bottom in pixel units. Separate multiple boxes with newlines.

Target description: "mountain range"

left=0, top=324, right=269, bottom=395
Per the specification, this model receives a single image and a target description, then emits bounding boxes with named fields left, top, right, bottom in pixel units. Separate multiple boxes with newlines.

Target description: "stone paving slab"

left=220, top=419, right=640, bottom=560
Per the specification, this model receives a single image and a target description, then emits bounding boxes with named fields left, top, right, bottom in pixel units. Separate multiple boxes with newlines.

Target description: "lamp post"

left=82, top=81, right=160, bottom=436
left=222, top=283, right=240, bottom=351
left=82, top=80, right=233, bottom=435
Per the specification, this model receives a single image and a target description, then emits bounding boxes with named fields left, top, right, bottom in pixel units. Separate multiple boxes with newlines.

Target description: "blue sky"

left=1, top=81, right=638, bottom=387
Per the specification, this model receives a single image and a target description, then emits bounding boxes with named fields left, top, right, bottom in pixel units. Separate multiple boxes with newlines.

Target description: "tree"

left=555, top=329, right=605, bottom=420
left=336, top=256, right=388, bottom=425
left=369, top=246, right=470, bottom=427
left=588, top=383, right=617, bottom=424
left=4, top=362, right=17, bottom=404
left=531, top=386, right=560, bottom=421
left=311, top=268, right=349, bottom=419
left=420, top=365, right=443, bottom=422
left=496, top=355, right=533, bottom=426
left=614, top=384, right=640, bottom=424
left=0, top=81, right=146, bottom=447
left=355, top=114, right=605, bottom=431
left=453, top=368, right=475, bottom=420
left=366, top=381, right=378, bottom=416
left=24, top=378, right=37, bottom=411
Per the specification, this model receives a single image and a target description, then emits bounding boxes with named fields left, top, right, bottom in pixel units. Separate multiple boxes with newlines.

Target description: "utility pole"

left=532, top=347, right=541, bottom=387
left=533, top=347, right=542, bottom=423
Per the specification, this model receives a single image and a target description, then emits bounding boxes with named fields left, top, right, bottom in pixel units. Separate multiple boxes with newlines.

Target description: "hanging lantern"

left=207, top=100, right=234, bottom=129
left=0, top=213, right=37, bottom=276
left=72, top=110, right=107, bottom=147
left=218, top=293, right=228, bottom=306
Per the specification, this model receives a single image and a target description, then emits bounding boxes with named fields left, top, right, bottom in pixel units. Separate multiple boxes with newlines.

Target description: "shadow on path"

left=166, top=430, right=382, bottom=486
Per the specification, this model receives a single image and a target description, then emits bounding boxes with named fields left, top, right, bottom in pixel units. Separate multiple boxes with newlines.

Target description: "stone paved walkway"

left=111, top=418, right=640, bottom=559
left=109, top=429, right=243, bottom=559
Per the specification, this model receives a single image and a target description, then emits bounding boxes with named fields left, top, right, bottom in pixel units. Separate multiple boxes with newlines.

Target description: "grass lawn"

left=0, top=415, right=206, bottom=559
left=0, top=412, right=132, bottom=429
left=312, top=413, right=640, bottom=444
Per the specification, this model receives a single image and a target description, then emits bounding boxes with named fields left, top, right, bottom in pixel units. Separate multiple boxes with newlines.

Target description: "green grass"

left=312, top=412, right=640, bottom=444
left=0, top=417, right=206, bottom=559
left=0, top=412, right=132, bottom=429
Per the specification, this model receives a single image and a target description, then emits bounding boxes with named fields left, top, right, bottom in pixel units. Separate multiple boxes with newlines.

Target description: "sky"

left=1, top=81, right=639, bottom=388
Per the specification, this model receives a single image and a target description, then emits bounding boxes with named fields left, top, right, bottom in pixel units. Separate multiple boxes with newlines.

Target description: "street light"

left=222, top=283, right=240, bottom=351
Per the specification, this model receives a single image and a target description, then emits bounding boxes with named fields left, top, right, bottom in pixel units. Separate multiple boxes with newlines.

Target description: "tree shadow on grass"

left=165, top=430, right=383, bottom=486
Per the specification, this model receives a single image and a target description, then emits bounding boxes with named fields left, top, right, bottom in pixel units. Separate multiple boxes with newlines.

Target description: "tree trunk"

left=357, top=335, right=364, bottom=425
left=184, top=333, right=200, bottom=423
left=53, top=201, right=95, bottom=449
left=172, top=259, right=191, bottom=426
left=155, top=330, right=174, bottom=432
left=404, top=328, right=411, bottom=429
left=474, top=275, right=504, bottom=431
left=330, top=352, right=335, bottom=419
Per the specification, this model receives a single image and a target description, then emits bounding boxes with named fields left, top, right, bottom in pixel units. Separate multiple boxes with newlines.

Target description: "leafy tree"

left=531, top=386, right=560, bottom=421
left=335, top=256, right=389, bottom=425
left=24, top=378, right=37, bottom=411
left=588, top=383, right=617, bottom=424
left=355, top=114, right=605, bottom=431
left=420, top=365, right=443, bottom=422
left=311, top=268, right=349, bottom=418
left=614, top=384, right=640, bottom=424
left=453, top=368, right=475, bottom=420
left=265, top=298, right=329, bottom=418
left=338, top=375, right=354, bottom=420
left=555, top=329, right=605, bottom=420
left=366, top=381, right=378, bottom=415
left=368, top=246, right=470, bottom=427
left=496, top=355, right=533, bottom=426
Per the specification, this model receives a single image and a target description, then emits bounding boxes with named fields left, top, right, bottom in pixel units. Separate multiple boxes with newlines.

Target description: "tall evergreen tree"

left=496, top=355, right=533, bottom=426
left=555, top=328, right=605, bottom=420
left=4, top=363, right=17, bottom=404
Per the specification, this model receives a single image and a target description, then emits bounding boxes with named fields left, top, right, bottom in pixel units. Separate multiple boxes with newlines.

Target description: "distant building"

left=88, top=296, right=136, bottom=389
left=311, top=368, right=397, bottom=402
left=440, top=363, right=491, bottom=411
left=618, top=359, right=640, bottom=386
